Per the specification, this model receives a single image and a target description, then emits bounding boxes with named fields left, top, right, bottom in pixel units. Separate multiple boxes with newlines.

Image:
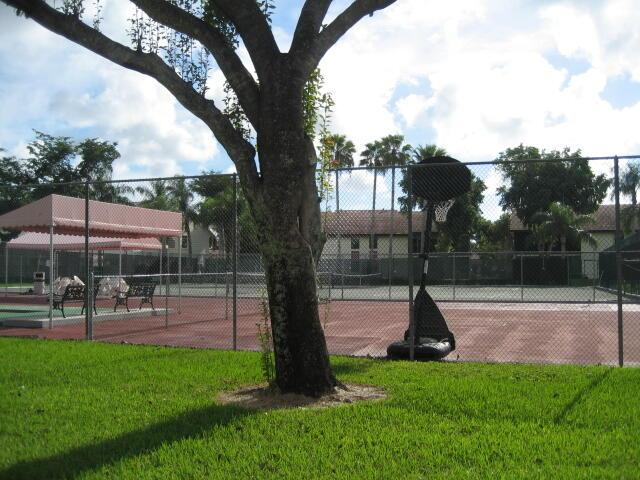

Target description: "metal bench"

left=114, top=281, right=157, bottom=312
left=52, top=284, right=93, bottom=318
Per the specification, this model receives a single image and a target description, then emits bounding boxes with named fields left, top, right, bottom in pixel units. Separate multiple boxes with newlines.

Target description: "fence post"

left=614, top=155, right=624, bottom=367
left=335, top=170, right=344, bottom=300
left=232, top=174, right=238, bottom=351
left=407, top=165, right=415, bottom=361
left=592, top=251, right=597, bottom=302
left=520, top=253, right=524, bottom=302
left=4, top=241, right=8, bottom=297
left=84, top=181, right=92, bottom=340
left=452, top=252, right=456, bottom=301
left=389, top=166, right=395, bottom=300
left=165, top=239, right=169, bottom=329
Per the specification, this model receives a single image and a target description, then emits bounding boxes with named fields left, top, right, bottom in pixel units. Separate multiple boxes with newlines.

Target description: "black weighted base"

left=387, top=338, right=454, bottom=361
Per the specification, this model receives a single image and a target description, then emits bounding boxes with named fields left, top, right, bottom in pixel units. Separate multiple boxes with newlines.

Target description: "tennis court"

left=128, top=271, right=623, bottom=304
left=2, top=281, right=639, bottom=366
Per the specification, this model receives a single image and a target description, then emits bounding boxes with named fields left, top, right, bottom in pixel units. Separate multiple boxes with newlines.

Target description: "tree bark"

left=243, top=65, right=335, bottom=396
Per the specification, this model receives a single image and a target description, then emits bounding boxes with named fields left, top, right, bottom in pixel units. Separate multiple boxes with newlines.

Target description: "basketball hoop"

left=434, top=199, right=455, bottom=223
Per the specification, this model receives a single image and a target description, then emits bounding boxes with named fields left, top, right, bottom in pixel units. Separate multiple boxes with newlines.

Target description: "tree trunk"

left=244, top=67, right=336, bottom=396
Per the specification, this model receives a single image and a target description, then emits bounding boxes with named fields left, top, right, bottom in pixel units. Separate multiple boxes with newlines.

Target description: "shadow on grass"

left=331, top=358, right=380, bottom=376
left=554, top=368, right=611, bottom=424
left=1, top=404, right=253, bottom=480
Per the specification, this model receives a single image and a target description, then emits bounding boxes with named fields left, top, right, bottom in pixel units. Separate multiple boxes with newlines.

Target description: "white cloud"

left=319, top=0, right=640, bottom=163
left=1, top=0, right=640, bottom=189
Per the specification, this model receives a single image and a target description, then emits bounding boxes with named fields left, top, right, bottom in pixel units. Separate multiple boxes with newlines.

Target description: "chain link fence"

left=1, top=155, right=639, bottom=366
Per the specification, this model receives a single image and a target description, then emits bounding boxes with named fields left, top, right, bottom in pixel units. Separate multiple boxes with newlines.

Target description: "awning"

left=7, top=232, right=162, bottom=251
left=0, top=194, right=182, bottom=238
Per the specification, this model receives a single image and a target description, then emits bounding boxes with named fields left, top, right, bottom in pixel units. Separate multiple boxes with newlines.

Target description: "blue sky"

left=1, top=1, right=640, bottom=218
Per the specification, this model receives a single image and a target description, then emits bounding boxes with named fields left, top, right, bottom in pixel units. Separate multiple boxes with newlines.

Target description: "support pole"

left=49, top=224, right=54, bottom=330
left=85, top=181, right=92, bottom=340
left=592, top=251, right=597, bottom=303
left=4, top=242, right=8, bottom=297
left=335, top=170, right=344, bottom=300
left=520, top=253, right=524, bottom=302
left=388, top=166, right=395, bottom=300
left=614, top=155, right=624, bottom=367
left=232, top=174, right=238, bottom=350
left=452, top=252, right=456, bottom=301
left=178, top=223, right=182, bottom=314
left=163, top=238, right=168, bottom=328
left=407, top=165, right=415, bottom=361
left=118, top=249, right=122, bottom=277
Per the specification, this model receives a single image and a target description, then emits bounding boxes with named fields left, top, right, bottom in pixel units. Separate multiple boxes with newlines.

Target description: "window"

left=166, top=238, right=176, bottom=249
left=351, top=237, right=360, bottom=250
left=181, top=235, right=188, bottom=249
left=369, top=235, right=379, bottom=249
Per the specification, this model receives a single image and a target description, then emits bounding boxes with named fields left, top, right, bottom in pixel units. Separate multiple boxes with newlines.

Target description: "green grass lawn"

left=0, top=338, right=638, bottom=479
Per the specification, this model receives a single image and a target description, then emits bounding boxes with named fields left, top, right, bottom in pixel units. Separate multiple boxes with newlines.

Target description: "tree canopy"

left=496, top=145, right=610, bottom=226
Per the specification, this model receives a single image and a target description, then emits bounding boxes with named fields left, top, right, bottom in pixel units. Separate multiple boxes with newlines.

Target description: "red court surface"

left=1, top=294, right=639, bottom=366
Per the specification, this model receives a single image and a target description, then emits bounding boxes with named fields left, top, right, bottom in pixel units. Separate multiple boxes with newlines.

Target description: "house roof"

left=509, top=204, right=634, bottom=232
left=0, top=194, right=182, bottom=238
left=322, top=210, right=427, bottom=235
left=7, top=232, right=162, bottom=251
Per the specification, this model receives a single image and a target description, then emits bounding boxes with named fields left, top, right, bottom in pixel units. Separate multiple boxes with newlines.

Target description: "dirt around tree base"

left=217, top=383, right=386, bottom=410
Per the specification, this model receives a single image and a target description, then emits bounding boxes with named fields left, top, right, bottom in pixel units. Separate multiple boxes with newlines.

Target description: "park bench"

left=113, top=281, right=157, bottom=312
left=52, top=284, right=94, bottom=318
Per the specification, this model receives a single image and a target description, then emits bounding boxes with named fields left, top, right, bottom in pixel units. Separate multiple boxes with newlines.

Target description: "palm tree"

left=360, top=135, right=412, bottom=256
left=533, top=201, right=597, bottom=253
left=136, top=180, right=172, bottom=211
left=167, top=177, right=198, bottom=257
left=326, top=134, right=355, bottom=169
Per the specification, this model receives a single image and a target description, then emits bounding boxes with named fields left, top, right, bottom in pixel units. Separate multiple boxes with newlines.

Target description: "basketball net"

left=434, top=199, right=455, bottom=223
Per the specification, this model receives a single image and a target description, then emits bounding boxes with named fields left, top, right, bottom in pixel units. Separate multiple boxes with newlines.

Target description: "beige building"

left=321, top=210, right=427, bottom=261
left=510, top=204, right=635, bottom=280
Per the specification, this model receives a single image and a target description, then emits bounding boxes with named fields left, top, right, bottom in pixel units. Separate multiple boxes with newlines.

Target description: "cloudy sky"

left=1, top=0, right=639, bottom=216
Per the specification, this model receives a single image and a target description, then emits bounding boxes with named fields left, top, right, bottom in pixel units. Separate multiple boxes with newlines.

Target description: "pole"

left=388, top=166, right=395, bottom=300
left=336, top=170, right=344, bottom=300
left=4, top=242, right=8, bottom=297
left=614, top=155, right=624, bottom=367
left=49, top=224, right=54, bottom=330
left=452, top=252, right=456, bottom=301
left=85, top=181, right=92, bottom=340
left=407, top=165, right=415, bottom=361
left=232, top=174, right=238, bottom=350
left=118, top=249, right=122, bottom=277
left=592, top=251, right=597, bottom=302
left=178, top=223, right=182, bottom=314
left=163, top=238, right=168, bottom=328
left=520, top=253, right=524, bottom=302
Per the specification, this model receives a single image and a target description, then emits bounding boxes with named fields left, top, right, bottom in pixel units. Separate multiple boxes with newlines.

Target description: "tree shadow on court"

left=553, top=368, right=611, bottom=425
left=0, top=404, right=253, bottom=480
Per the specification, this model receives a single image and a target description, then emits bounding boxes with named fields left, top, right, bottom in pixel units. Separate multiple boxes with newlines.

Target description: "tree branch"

left=130, top=0, right=259, bottom=126
left=209, top=0, right=279, bottom=79
left=311, top=0, right=397, bottom=67
left=1, top=0, right=260, bottom=192
left=290, top=0, right=332, bottom=57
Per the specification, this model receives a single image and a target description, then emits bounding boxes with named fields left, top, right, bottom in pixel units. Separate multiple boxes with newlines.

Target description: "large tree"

left=2, top=0, right=399, bottom=395
left=496, top=145, right=610, bottom=226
